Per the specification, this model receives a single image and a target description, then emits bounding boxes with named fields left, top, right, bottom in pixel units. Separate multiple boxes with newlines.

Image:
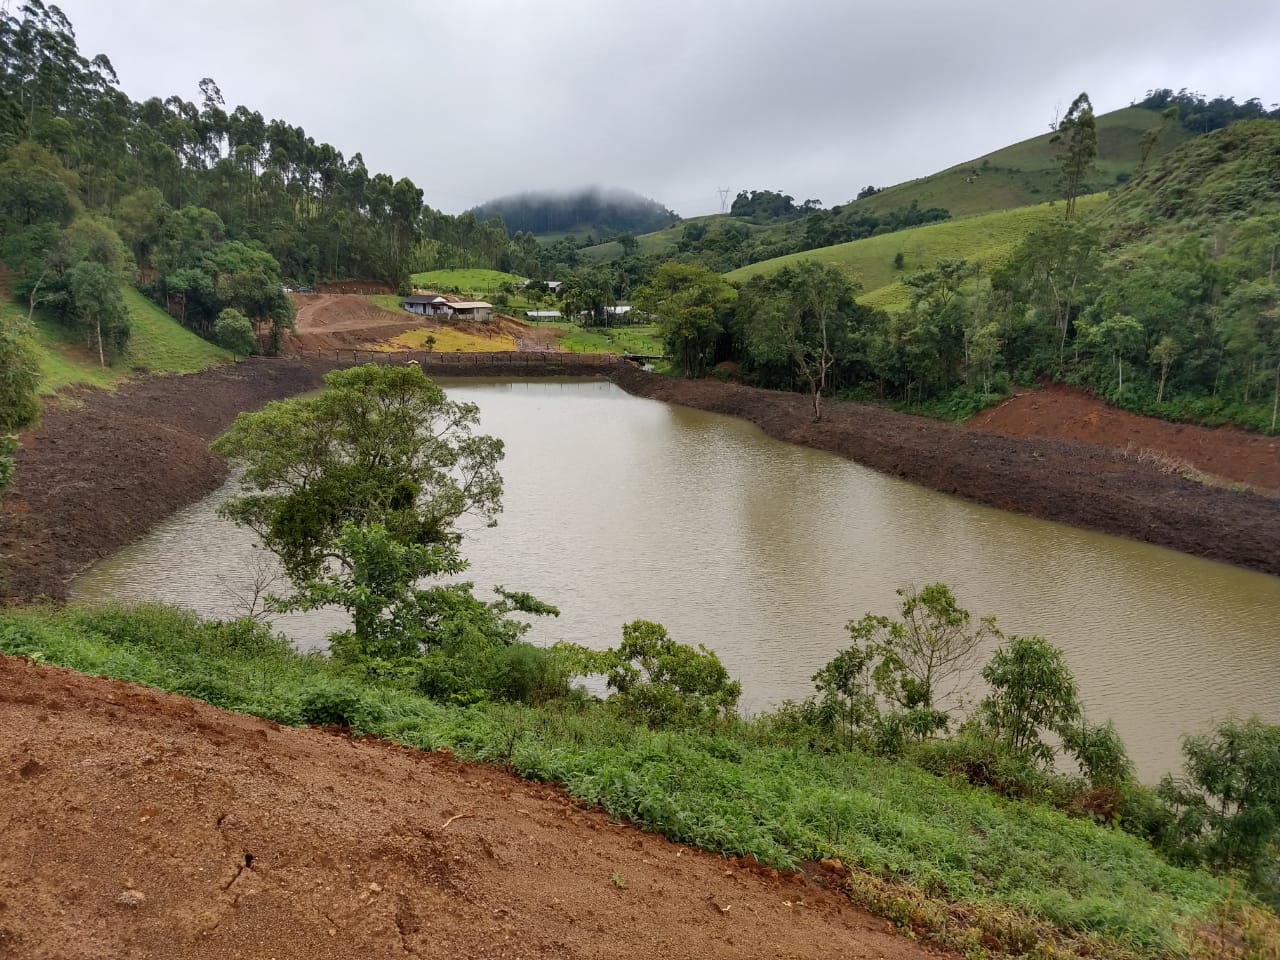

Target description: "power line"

left=716, top=187, right=731, bottom=214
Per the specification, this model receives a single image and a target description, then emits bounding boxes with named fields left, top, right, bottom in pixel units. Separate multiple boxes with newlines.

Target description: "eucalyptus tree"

left=1051, top=92, right=1098, bottom=219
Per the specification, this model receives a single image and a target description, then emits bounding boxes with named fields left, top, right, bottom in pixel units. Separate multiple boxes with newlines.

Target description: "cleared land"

left=725, top=195, right=1108, bottom=310
left=969, top=383, right=1280, bottom=493
left=288, top=294, right=526, bottom=353
left=0, top=653, right=924, bottom=960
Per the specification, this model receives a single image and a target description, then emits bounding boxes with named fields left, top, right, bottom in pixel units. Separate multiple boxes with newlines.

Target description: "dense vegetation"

left=470, top=187, right=678, bottom=239
left=0, top=0, right=544, bottom=376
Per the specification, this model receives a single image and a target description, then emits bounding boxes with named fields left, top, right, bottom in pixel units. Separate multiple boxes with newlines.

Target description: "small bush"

left=297, top=682, right=381, bottom=730
left=603, top=620, right=741, bottom=728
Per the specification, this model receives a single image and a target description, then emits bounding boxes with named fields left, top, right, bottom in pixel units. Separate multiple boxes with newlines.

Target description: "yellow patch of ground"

left=389, top=326, right=516, bottom=352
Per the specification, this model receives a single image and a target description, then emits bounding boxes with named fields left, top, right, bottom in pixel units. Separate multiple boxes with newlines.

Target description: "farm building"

left=448, top=301, right=494, bottom=322
left=526, top=310, right=562, bottom=320
left=403, top=294, right=450, bottom=316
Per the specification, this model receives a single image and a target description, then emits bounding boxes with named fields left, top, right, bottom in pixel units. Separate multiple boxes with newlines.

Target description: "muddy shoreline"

left=3, top=356, right=1277, bottom=604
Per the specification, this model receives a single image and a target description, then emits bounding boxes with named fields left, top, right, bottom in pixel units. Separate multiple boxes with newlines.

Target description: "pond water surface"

left=73, top=379, right=1280, bottom=781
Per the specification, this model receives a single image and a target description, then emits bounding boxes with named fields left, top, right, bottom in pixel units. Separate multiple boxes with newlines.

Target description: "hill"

left=849, top=106, right=1190, bottom=220
left=470, top=187, right=679, bottom=238
left=726, top=194, right=1107, bottom=310
left=3, top=284, right=229, bottom=395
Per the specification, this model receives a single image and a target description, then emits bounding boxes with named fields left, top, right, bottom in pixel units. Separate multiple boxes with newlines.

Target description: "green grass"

left=11, top=285, right=229, bottom=395
left=851, top=107, right=1191, bottom=220
left=411, top=269, right=527, bottom=295
left=554, top=323, right=663, bottom=356
left=727, top=194, right=1109, bottom=311
left=1, top=602, right=1263, bottom=958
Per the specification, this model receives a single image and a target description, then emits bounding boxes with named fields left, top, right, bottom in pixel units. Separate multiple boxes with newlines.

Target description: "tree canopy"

left=212, top=364, right=504, bottom=582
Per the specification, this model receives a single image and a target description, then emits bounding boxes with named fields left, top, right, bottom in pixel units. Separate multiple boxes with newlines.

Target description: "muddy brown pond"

left=73, top=379, right=1280, bottom=781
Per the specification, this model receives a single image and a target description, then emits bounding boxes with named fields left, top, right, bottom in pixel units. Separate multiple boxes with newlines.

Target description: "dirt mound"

left=969, top=384, right=1280, bottom=493
left=0, top=654, right=931, bottom=960
left=289, top=294, right=422, bottom=351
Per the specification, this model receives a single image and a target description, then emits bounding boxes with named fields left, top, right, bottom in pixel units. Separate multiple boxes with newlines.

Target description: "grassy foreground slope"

left=727, top=194, right=1107, bottom=310
left=6, top=285, right=229, bottom=395
left=851, top=107, right=1188, bottom=221
left=3, top=604, right=1274, bottom=959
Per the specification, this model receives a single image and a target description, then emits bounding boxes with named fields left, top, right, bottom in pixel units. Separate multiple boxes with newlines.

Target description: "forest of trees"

left=0, top=1, right=539, bottom=366
left=1135, top=88, right=1280, bottom=133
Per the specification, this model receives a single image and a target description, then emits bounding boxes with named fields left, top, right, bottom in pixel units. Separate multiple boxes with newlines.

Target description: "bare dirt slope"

left=0, top=654, right=936, bottom=960
left=289, top=294, right=424, bottom=350
left=287, top=295, right=559, bottom=353
left=969, top=384, right=1280, bottom=493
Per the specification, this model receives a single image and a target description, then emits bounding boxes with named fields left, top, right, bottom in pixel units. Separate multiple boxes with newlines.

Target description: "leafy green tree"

left=1081, top=313, right=1145, bottom=397
left=0, top=435, right=16, bottom=501
left=1051, top=92, right=1098, bottom=219
left=978, top=635, right=1082, bottom=766
left=602, top=619, right=741, bottom=728
left=213, top=306, right=254, bottom=358
left=737, top=261, right=861, bottom=420
left=212, top=363, right=504, bottom=582
left=1158, top=717, right=1280, bottom=887
left=992, top=220, right=1101, bottom=364
left=0, top=314, right=40, bottom=431
left=811, top=644, right=879, bottom=750
left=66, top=260, right=129, bottom=365
left=839, top=583, right=998, bottom=742
left=632, top=262, right=736, bottom=376
left=1150, top=335, right=1182, bottom=403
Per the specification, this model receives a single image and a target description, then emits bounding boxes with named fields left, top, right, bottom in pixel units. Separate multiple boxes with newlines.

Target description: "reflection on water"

left=73, top=379, right=1280, bottom=781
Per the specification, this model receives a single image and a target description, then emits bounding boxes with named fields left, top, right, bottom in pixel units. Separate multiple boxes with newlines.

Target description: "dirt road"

left=0, top=653, right=933, bottom=960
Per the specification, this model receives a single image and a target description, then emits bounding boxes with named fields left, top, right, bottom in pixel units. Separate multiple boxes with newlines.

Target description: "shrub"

left=602, top=620, right=741, bottom=728
left=1158, top=717, right=1280, bottom=889
left=297, top=682, right=381, bottom=730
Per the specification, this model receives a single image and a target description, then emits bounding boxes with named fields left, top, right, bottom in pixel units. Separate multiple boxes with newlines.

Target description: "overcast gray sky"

left=54, top=0, right=1280, bottom=217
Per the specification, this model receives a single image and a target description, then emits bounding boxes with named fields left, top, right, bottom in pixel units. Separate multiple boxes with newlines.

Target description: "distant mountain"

left=470, top=188, right=679, bottom=238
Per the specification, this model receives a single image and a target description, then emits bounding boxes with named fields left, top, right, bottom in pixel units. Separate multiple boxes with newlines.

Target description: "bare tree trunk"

left=96, top=317, right=105, bottom=367
left=1158, top=364, right=1168, bottom=404
left=1272, top=362, right=1279, bottom=433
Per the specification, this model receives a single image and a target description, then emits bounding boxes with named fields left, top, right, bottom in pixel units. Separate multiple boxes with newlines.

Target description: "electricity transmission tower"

left=716, top=187, right=732, bottom=214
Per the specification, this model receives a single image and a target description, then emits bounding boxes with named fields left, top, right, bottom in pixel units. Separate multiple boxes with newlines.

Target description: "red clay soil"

left=969, top=384, right=1280, bottom=494
left=0, top=654, right=935, bottom=960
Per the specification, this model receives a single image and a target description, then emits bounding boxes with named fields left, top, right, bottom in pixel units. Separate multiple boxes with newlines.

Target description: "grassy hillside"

left=1094, top=118, right=1280, bottom=242
left=411, top=268, right=526, bottom=295
left=851, top=107, right=1189, bottom=221
left=9, top=285, right=229, bottom=395
left=726, top=193, right=1108, bottom=310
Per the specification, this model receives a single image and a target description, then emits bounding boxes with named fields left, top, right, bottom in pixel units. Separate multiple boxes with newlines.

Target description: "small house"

left=526, top=310, right=562, bottom=321
left=403, top=294, right=450, bottom=316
